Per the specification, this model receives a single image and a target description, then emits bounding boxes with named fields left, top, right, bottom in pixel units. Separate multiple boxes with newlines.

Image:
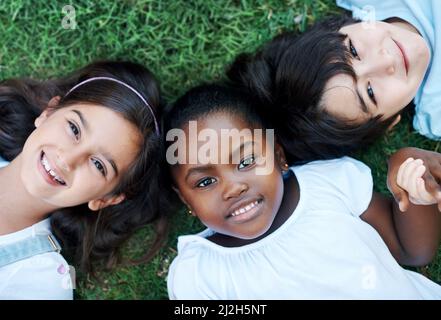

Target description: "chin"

left=241, top=224, right=272, bottom=240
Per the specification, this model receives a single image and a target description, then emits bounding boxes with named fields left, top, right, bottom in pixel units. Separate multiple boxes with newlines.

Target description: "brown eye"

left=348, top=39, right=360, bottom=60
left=68, top=121, right=80, bottom=140
left=196, top=177, right=216, bottom=188
left=91, top=158, right=106, bottom=176
left=238, top=155, right=255, bottom=170
left=367, top=82, right=377, bottom=105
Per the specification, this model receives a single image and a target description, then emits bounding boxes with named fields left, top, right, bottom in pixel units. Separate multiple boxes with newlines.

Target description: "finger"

left=421, top=170, right=441, bottom=201
left=405, top=164, right=426, bottom=201
left=394, top=188, right=410, bottom=212
left=396, top=157, right=414, bottom=188
left=388, top=162, right=410, bottom=212
left=416, top=177, right=433, bottom=203
left=400, top=159, right=423, bottom=192
left=395, top=159, right=421, bottom=212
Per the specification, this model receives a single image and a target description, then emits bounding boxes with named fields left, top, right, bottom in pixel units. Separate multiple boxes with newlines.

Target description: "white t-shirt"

left=0, top=158, right=73, bottom=300
left=167, top=157, right=441, bottom=299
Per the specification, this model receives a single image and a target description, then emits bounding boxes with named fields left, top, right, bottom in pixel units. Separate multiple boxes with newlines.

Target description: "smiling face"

left=170, top=111, right=286, bottom=240
left=322, top=21, right=430, bottom=122
left=20, top=103, right=141, bottom=209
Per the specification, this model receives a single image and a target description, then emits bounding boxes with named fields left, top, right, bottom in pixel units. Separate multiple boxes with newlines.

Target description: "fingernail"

left=398, top=202, right=405, bottom=212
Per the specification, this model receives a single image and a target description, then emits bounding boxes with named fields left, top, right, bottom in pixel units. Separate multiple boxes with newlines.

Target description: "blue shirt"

left=337, top=0, right=440, bottom=140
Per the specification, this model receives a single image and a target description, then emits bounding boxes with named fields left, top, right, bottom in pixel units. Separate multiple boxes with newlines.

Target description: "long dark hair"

left=227, top=15, right=400, bottom=164
left=0, top=61, right=168, bottom=274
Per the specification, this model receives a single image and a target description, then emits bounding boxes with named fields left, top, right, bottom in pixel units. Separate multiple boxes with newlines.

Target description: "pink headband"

left=65, top=76, right=160, bottom=135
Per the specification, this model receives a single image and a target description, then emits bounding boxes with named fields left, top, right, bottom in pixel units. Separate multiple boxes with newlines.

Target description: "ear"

left=274, top=142, right=288, bottom=171
left=87, top=194, right=126, bottom=212
left=387, top=115, right=401, bottom=132
left=172, top=186, right=196, bottom=216
left=34, top=96, right=61, bottom=128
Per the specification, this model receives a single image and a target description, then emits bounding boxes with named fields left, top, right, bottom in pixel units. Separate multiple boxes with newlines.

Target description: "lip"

left=226, top=198, right=264, bottom=223
left=393, top=39, right=409, bottom=75
left=37, top=151, right=67, bottom=187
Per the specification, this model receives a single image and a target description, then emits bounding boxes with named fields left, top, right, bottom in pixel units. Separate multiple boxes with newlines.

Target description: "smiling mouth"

left=227, top=198, right=263, bottom=222
left=394, top=39, right=409, bottom=75
left=40, top=151, right=66, bottom=186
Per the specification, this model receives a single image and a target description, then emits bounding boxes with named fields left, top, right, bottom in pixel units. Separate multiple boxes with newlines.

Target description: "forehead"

left=171, top=112, right=265, bottom=174
left=185, top=111, right=254, bottom=131
left=321, top=73, right=369, bottom=122
left=62, top=104, right=141, bottom=168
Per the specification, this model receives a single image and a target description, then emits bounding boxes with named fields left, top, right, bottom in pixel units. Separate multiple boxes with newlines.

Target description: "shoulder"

left=168, top=233, right=230, bottom=299
left=0, top=251, right=73, bottom=299
left=167, top=235, right=205, bottom=299
left=293, top=157, right=373, bottom=216
left=0, top=219, right=73, bottom=300
left=293, top=156, right=371, bottom=184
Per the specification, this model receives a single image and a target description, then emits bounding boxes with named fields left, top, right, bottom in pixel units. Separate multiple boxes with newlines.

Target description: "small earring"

left=188, top=209, right=192, bottom=215
left=282, top=163, right=290, bottom=178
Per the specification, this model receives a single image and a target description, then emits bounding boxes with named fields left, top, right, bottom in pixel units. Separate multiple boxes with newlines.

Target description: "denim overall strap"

left=0, top=234, right=61, bottom=268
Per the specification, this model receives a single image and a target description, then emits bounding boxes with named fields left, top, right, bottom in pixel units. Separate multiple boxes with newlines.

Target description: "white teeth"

left=41, top=154, right=65, bottom=184
left=230, top=200, right=260, bottom=217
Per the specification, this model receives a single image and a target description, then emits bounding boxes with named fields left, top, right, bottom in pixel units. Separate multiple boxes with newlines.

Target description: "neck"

left=0, top=154, right=58, bottom=235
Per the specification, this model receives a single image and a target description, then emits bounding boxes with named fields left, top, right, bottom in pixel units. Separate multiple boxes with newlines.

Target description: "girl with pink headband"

left=0, top=60, right=166, bottom=299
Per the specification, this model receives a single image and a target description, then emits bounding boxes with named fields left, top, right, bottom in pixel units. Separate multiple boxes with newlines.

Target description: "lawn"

left=1, top=0, right=439, bottom=299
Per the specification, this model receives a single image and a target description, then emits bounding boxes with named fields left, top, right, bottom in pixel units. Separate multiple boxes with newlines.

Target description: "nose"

left=222, top=179, right=249, bottom=200
left=357, top=47, right=396, bottom=78
left=56, top=147, right=87, bottom=172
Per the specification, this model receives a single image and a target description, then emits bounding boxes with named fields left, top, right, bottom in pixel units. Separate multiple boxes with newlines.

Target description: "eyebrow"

left=104, top=153, right=119, bottom=177
left=354, top=87, right=370, bottom=114
left=71, top=109, right=119, bottom=176
left=72, top=109, right=89, bottom=131
left=184, top=140, right=255, bottom=182
left=185, top=165, right=214, bottom=182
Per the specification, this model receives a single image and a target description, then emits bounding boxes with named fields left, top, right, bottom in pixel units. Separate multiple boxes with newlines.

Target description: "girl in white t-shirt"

left=0, top=61, right=166, bottom=299
left=164, top=84, right=441, bottom=299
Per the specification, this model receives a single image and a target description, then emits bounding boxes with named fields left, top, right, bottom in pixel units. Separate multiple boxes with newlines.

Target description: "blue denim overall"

left=0, top=234, right=62, bottom=268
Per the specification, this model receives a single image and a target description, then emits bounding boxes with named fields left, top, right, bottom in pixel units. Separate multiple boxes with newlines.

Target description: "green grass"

left=1, top=0, right=440, bottom=299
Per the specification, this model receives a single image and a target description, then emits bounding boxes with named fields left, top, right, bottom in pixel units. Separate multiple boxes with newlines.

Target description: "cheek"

left=255, top=172, right=284, bottom=215
left=71, top=167, right=112, bottom=196
left=270, top=175, right=284, bottom=207
left=185, top=191, right=221, bottom=222
left=191, top=194, right=215, bottom=216
left=397, top=82, right=417, bottom=110
left=25, top=120, right=71, bottom=151
left=378, top=81, right=413, bottom=117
